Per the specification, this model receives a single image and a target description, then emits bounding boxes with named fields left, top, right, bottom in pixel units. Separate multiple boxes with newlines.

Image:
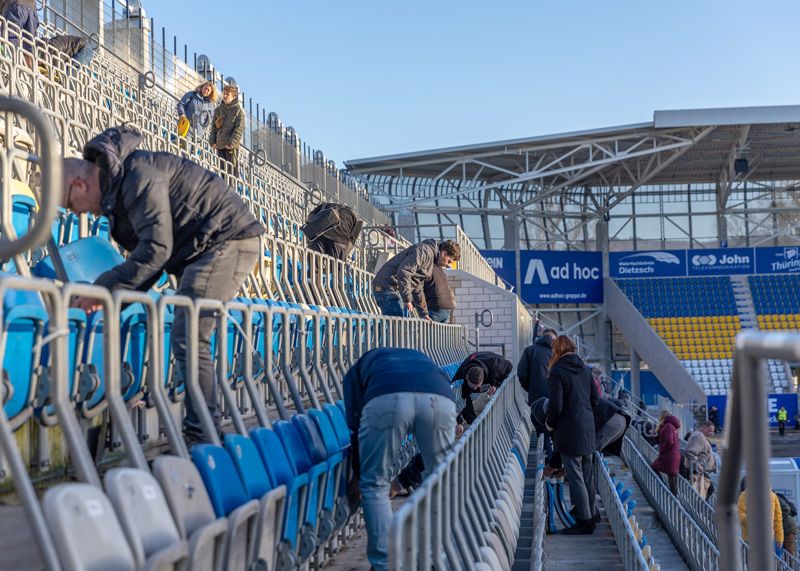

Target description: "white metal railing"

left=596, top=452, right=650, bottom=571
left=388, top=382, right=531, bottom=569
left=622, top=437, right=719, bottom=571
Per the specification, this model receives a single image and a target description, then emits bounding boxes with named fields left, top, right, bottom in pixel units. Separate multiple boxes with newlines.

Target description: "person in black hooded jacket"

left=518, top=329, right=557, bottom=461
left=546, top=335, right=599, bottom=534
left=61, top=126, right=265, bottom=443
left=453, top=351, right=512, bottom=425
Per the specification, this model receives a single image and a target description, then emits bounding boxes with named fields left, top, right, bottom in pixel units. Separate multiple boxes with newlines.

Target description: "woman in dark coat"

left=651, top=412, right=681, bottom=495
left=545, top=335, right=599, bottom=534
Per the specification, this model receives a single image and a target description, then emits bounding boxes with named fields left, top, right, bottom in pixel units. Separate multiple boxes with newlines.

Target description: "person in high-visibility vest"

left=778, top=406, right=789, bottom=436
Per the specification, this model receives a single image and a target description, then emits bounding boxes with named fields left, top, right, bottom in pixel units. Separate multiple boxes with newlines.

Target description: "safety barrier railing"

left=530, top=435, right=546, bottom=571
left=388, top=381, right=531, bottom=570
left=595, top=452, right=650, bottom=571
left=717, top=332, right=800, bottom=571
left=622, top=437, right=719, bottom=571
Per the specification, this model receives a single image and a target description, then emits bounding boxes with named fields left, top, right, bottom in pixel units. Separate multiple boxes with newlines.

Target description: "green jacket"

left=778, top=409, right=788, bottom=422
left=209, top=100, right=244, bottom=150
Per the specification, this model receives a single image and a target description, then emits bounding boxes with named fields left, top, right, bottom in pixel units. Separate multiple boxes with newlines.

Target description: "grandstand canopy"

left=346, top=105, right=800, bottom=251
left=347, top=105, right=800, bottom=185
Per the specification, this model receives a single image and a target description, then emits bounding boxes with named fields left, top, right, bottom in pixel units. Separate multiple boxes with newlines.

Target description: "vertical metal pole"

left=631, top=350, right=641, bottom=402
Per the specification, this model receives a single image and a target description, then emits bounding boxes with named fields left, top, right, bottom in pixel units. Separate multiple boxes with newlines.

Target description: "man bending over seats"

left=344, top=347, right=456, bottom=571
left=61, top=126, right=265, bottom=444
left=372, top=238, right=460, bottom=318
left=392, top=351, right=511, bottom=497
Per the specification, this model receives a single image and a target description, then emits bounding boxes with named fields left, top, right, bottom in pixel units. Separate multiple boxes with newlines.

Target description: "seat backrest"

left=152, top=455, right=218, bottom=539
left=273, top=419, right=313, bottom=474
left=250, top=427, right=296, bottom=486
left=224, top=433, right=273, bottom=500
left=292, top=414, right=328, bottom=464
left=43, top=483, right=136, bottom=571
left=323, top=403, right=351, bottom=450
left=1, top=282, right=47, bottom=422
left=308, top=409, right=341, bottom=457
left=32, top=236, right=125, bottom=283
left=104, top=467, right=182, bottom=565
left=190, top=444, right=250, bottom=518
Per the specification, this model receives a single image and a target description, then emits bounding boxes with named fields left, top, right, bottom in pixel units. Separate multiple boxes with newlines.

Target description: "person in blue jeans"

left=344, top=347, right=457, bottom=571
left=372, top=238, right=460, bottom=318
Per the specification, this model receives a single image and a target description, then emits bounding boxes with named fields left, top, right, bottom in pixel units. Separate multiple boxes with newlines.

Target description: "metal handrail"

left=595, top=452, right=650, bottom=570
left=717, top=332, right=800, bottom=571
left=0, top=96, right=60, bottom=259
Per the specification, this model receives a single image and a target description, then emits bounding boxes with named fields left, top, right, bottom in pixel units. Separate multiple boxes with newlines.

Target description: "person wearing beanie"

left=210, top=83, right=244, bottom=176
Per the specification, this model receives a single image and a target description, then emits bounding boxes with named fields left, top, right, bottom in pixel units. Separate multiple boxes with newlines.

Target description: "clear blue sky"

left=147, top=1, right=800, bottom=167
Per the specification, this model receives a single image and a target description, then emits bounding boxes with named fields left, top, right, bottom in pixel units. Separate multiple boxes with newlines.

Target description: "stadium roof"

left=346, top=105, right=800, bottom=202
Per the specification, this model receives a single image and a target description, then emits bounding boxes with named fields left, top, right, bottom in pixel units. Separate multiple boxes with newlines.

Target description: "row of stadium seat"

left=615, top=277, right=738, bottom=317
left=750, top=274, right=800, bottom=315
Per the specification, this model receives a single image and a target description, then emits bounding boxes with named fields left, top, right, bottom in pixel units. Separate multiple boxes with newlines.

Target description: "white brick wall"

left=444, top=269, right=533, bottom=364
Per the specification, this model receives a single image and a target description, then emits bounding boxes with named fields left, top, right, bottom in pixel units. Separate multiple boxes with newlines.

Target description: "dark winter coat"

left=517, top=335, right=553, bottom=404
left=210, top=100, right=244, bottom=150
left=454, top=351, right=513, bottom=388
left=177, top=90, right=215, bottom=136
left=46, top=34, right=87, bottom=57
left=423, top=265, right=455, bottom=310
left=373, top=239, right=440, bottom=314
left=84, top=127, right=264, bottom=292
left=303, top=202, right=363, bottom=261
left=545, top=353, right=598, bottom=457
left=651, top=415, right=681, bottom=476
left=594, top=397, right=631, bottom=457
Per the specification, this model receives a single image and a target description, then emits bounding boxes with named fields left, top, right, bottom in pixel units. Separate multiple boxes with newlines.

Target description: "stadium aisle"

left=541, top=492, right=625, bottom=570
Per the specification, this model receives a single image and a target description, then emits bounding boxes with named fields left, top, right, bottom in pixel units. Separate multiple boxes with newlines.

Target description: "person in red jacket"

left=651, top=412, right=681, bottom=495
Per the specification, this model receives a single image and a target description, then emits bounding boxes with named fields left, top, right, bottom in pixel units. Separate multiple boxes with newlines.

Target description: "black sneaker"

left=562, top=519, right=595, bottom=535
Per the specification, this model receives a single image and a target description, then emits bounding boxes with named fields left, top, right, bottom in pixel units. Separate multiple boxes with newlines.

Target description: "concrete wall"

left=446, top=269, right=533, bottom=365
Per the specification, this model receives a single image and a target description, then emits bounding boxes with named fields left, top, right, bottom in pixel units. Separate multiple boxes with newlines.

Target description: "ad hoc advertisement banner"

left=481, top=244, right=800, bottom=304
left=480, top=249, right=602, bottom=304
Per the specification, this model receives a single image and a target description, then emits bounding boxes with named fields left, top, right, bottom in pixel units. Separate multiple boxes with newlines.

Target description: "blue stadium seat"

left=1, top=283, right=47, bottom=426
left=190, top=444, right=261, bottom=569
left=273, top=419, right=327, bottom=553
left=33, top=236, right=124, bottom=283
left=250, top=426, right=314, bottom=564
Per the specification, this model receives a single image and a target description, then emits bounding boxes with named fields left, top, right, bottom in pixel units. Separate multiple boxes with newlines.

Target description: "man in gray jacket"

left=372, top=239, right=460, bottom=318
left=62, top=126, right=264, bottom=443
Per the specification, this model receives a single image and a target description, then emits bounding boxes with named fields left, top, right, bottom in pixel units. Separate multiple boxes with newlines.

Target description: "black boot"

left=562, top=519, right=595, bottom=535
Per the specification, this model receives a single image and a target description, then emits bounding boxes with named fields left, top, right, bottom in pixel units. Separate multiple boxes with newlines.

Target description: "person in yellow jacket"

left=778, top=406, right=789, bottom=436
left=738, top=477, right=784, bottom=548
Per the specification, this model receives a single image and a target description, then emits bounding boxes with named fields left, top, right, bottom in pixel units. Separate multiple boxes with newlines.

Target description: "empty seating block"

left=616, top=277, right=742, bottom=393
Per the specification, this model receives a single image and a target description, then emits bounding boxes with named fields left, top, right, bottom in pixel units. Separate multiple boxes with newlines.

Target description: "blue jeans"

left=373, top=290, right=404, bottom=317
left=359, top=392, right=456, bottom=571
left=72, top=45, right=95, bottom=66
left=427, top=309, right=451, bottom=323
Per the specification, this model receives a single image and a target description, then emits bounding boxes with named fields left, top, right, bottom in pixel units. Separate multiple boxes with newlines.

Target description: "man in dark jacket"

left=421, top=265, right=455, bottom=323
left=518, top=329, right=557, bottom=460
left=453, top=352, right=512, bottom=424
left=344, top=348, right=456, bottom=571
left=546, top=350, right=599, bottom=534
left=393, top=352, right=510, bottom=496
left=301, top=202, right=363, bottom=261
left=46, top=34, right=95, bottom=66
left=372, top=238, right=460, bottom=318
left=62, top=126, right=264, bottom=443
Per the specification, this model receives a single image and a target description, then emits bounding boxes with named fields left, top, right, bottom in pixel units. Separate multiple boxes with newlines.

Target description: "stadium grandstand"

left=0, top=1, right=794, bottom=571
